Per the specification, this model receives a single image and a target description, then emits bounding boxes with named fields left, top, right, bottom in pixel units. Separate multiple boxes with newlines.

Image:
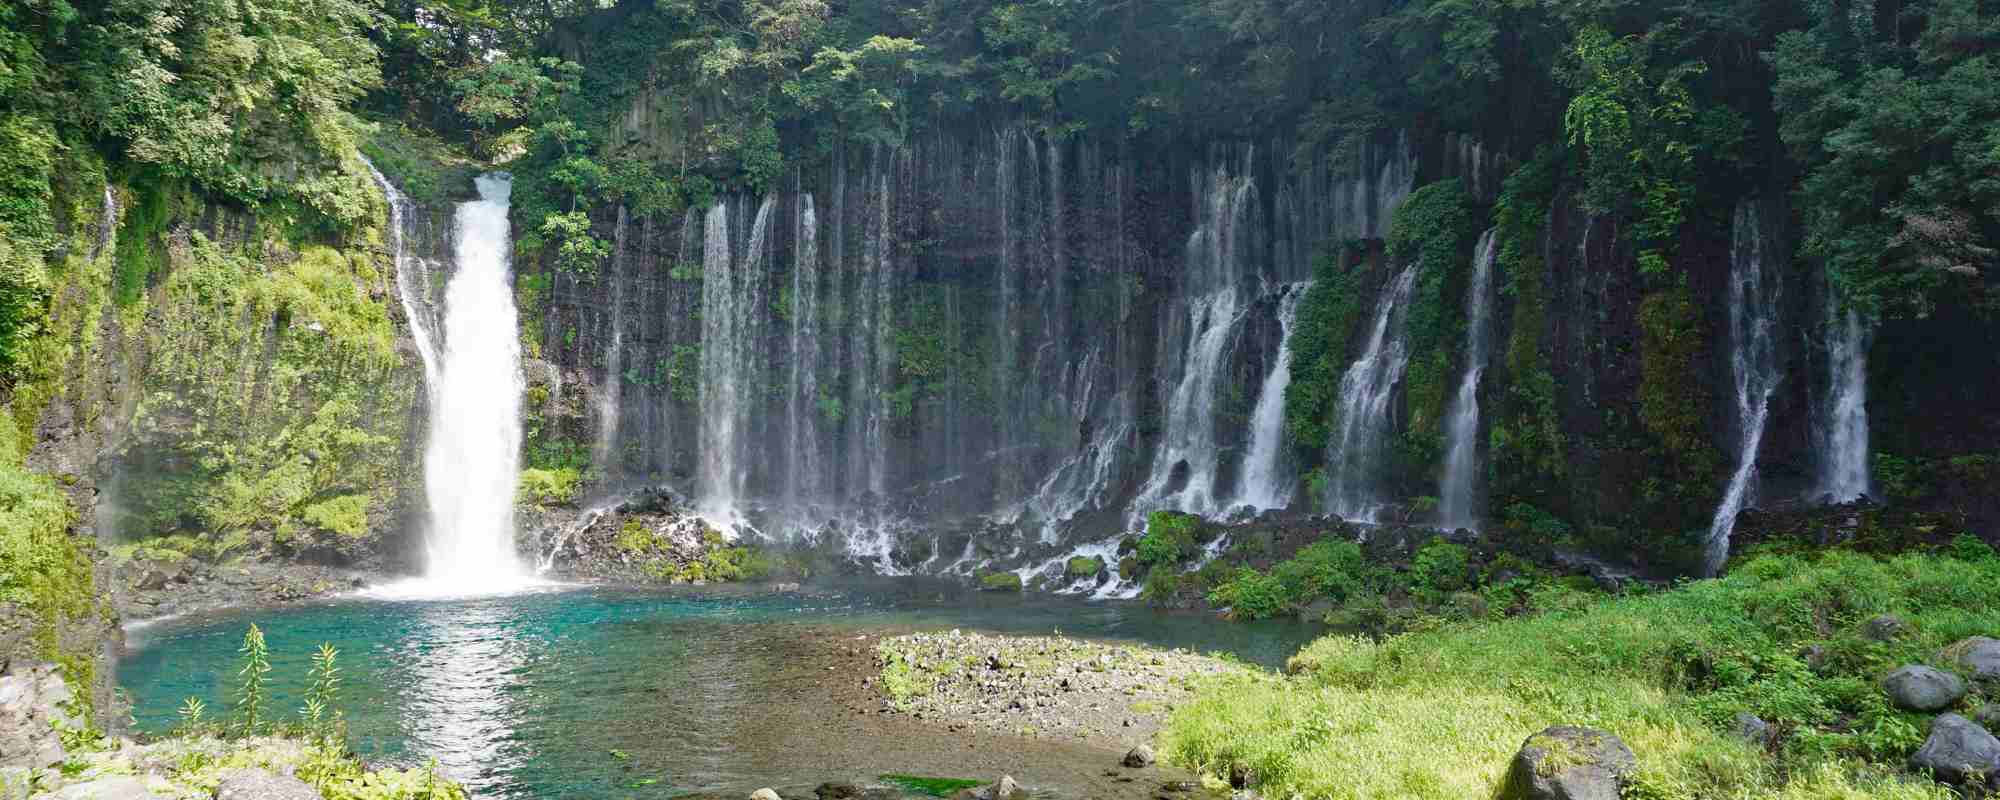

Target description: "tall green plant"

left=234, top=624, right=271, bottom=735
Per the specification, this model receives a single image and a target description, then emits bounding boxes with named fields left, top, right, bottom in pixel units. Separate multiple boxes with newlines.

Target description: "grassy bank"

left=1162, top=547, right=2000, bottom=799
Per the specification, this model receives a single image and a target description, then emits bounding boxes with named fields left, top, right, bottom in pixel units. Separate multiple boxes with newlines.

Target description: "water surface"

left=119, top=581, right=1317, bottom=799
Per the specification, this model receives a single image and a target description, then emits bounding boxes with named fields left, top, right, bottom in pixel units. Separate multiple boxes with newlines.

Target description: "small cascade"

left=1816, top=297, right=1872, bottom=502
left=1236, top=283, right=1311, bottom=511
left=1439, top=229, right=1501, bottom=527
left=95, top=185, right=119, bottom=260
left=594, top=206, right=630, bottom=476
left=1705, top=200, right=1784, bottom=576
left=786, top=193, right=822, bottom=507
left=1130, top=162, right=1256, bottom=518
left=360, top=157, right=441, bottom=382
left=1325, top=267, right=1419, bottom=522
left=420, top=174, right=527, bottom=589
left=698, top=196, right=776, bottom=520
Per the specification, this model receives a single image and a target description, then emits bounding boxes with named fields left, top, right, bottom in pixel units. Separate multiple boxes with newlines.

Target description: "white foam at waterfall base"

left=382, top=174, right=535, bottom=598
left=1438, top=230, right=1500, bottom=528
left=1704, top=201, right=1783, bottom=577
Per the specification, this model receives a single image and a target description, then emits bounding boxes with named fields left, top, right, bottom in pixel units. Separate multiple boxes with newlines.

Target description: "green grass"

left=878, top=775, right=984, bottom=796
left=1162, top=549, right=1996, bottom=800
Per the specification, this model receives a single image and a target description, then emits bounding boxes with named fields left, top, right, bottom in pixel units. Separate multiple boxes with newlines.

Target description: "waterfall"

left=360, top=157, right=440, bottom=383
left=95, top=185, right=120, bottom=260
left=1816, top=298, right=1872, bottom=502
left=787, top=193, right=822, bottom=507
left=1236, top=283, right=1310, bottom=511
left=419, top=174, right=527, bottom=589
left=1439, top=229, right=1501, bottom=528
left=594, top=206, right=630, bottom=477
left=1325, top=267, right=1419, bottom=522
left=1130, top=164, right=1255, bottom=518
left=1705, top=200, right=1784, bottom=576
left=697, top=203, right=739, bottom=514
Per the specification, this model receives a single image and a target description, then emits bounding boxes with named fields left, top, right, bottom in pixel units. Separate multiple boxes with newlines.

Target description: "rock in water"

left=814, top=782, right=861, bottom=800
left=1503, top=726, right=1636, bottom=800
left=750, top=789, right=782, bottom=800
left=0, top=661, right=77, bottom=769
left=1123, top=745, right=1156, bottom=768
left=214, top=769, right=322, bottom=800
left=1948, top=637, right=2000, bottom=682
left=951, top=776, right=1025, bottom=800
left=1884, top=665, right=1968, bottom=712
left=1910, top=714, right=2000, bottom=789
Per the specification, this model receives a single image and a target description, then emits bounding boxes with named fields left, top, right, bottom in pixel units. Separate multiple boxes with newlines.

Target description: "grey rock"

left=815, top=782, right=861, bottom=800
left=1884, top=665, right=1968, bottom=712
left=952, top=776, right=1026, bottom=800
left=1974, top=703, right=2000, bottom=731
left=0, top=661, right=75, bottom=769
left=1504, top=726, right=1636, bottom=800
left=214, top=769, right=320, bottom=800
left=1, top=767, right=31, bottom=800
left=48, top=776, right=162, bottom=800
left=750, top=789, right=782, bottom=800
left=1123, top=745, right=1156, bottom=768
left=1949, top=637, right=2000, bottom=682
left=1732, top=712, right=1772, bottom=745
left=1910, top=713, right=2000, bottom=788
left=1863, top=614, right=1909, bottom=642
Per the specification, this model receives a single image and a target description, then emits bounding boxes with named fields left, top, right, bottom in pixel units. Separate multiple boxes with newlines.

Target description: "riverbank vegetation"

left=1162, top=545, right=2000, bottom=799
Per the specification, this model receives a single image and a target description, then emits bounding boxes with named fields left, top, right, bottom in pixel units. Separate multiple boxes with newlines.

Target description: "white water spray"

left=1439, top=229, right=1500, bottom=528
left=1237, top=283, right=1310, bottom=511
left=419, top=175, right=528, bottom=591
left=1705, top=201, right=1783, bottom=576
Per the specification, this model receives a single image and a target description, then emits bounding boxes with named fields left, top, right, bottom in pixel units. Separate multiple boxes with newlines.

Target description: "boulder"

left=48, top=776, right=162, bottom=800
left=950, top=776, right=1025, bottom=800
left=214, top=769, right=321, bottom=800
left=1123, top=745, right=1156, bottom=768
left=1863, top=614, right=1909, bottom=642
left=1503, top=726, right=1636, bottom=800
left=1732, top=712, right=1772, bottom=746
left=2, top=767, right=30, bottom=800
left=1974, top=704, right=2000, bottom=731
left=750, top=789, right=782, bottom=800
left=0, top=661, right=77, bottom=769
left=1884, top=665, right=1967, bottom=712
left=815, top=782, right=862, bottom=800
left=1910, top=713, right=2000, bottom=789
left=1948, top=637, right=2000, bottom=682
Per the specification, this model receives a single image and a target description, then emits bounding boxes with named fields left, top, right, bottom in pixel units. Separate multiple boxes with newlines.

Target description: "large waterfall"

left=1237, top=283, right=1310, bottom=511
left=1705, top=200, right=1783, bottom=576
left=1439, top=230, right=1500, bottom=528
left=1325, top=268, right=1419, bottom=522
left=1816, top=298, right=1872, bottom=503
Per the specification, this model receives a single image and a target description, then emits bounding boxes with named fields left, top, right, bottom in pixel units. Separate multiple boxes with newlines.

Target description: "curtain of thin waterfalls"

left=1236, top=283, right=1310, bottom=511
left=594, top=206, right=630, bottom=476
left=423, top=174, right=526, bottom=588
left=1326, top=267, right=1419, bottom=522
left=1705, top=200, right=1784, bottom=576
left=1439, top=229, right=1501, bottom=528
left=698, top=203, right=739, bottom=513
left=1131, top=160, right=1256, bottom=518
left=786, top=193, right=821, bottom=507
left=1816, top=296, right=1872, bottom=502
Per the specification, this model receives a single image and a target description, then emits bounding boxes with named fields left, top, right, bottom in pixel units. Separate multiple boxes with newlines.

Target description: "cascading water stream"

left=1236, top=283, right=1310, bottom=511
left=1438, top=229, right=1500, bottom=528
left=360, top=157, right=440, bottom=383
left=786, top=194, right=822, bottom=507
left=1705, top=201, right=1783, bottom=577
left=420, top=174, right=528, bottom=590
left=1325, top=267, right=1419, bottom=522
left=1816, top=298, right=1872, bottom=503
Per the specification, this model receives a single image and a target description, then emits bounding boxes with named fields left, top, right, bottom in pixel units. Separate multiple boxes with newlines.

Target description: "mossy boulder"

left=1502, top=726, right=1635, bottom=800
left=1066, top=556, right=1104, bottom=578
left=979, top=572, right=1023, bottom=592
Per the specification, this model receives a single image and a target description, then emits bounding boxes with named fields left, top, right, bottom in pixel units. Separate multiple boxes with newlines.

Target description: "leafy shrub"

left=1139, top=511, right=1200, bottom=566
left=1272, top=539, right=1375, bottom=602
left=299, top=495, right=370, bottom=538
left=1409, top=539, right=1470, bottom=598
left=1208, top=568, right=1289, bottom=619
left=516, top=467, right=581, bottom=506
